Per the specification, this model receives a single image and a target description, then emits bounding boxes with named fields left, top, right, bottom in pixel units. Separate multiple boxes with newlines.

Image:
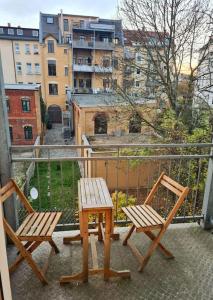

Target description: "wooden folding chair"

left=122, top=172, right=189, bottom=272
left=0, top=179, right=62, bottom=284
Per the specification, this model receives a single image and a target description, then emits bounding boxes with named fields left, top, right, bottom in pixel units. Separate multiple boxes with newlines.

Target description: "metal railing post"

left=202, top=147, right=213, bottom=229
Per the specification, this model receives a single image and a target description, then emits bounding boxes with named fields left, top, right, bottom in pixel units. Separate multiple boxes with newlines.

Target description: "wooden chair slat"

left=126, top=207, right=147, bottom=227
left=160, top=179, right=182, bottom=196
left=122, top=207, right=141, bottom=228
left=20, top=213, right=39, bottom=236
left=136, top=205, right=160, bottom=226
left=16, top=213, right=34, bottom=236
left=46, top=212, right=62, bottom=236
left=0, top=187, right=16, bottom=203
left=26, top=212, right=46, bottom=236
left=145, top=205, right=165, bottom=224
left=141, top=205, right=163, bottom=225
left=40, top=213, right=57, bottom=236
left=33, top=212, right=51, bottom=236
left=0, top=180, right=13, bottom=194
left=131, top=206, right=153, bottom=227
left=162, top=175, right=184, bottom=191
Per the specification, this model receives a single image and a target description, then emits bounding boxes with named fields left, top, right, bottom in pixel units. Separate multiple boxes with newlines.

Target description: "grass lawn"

left=29, top=161, right=81, bottom=223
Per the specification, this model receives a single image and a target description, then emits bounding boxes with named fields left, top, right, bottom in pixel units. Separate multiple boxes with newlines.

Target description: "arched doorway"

left=93, top=112, right=109, bottom=134
left=129, top=112, right=142, bottom=133
left=48, top=105, right=62, bottom=123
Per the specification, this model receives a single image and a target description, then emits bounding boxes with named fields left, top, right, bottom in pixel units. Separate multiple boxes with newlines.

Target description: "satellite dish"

left=30, top=187, right=38, bottom=200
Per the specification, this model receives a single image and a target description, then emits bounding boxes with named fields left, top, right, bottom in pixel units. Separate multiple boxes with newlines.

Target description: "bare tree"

left=119, top=0, right=212, bottom=123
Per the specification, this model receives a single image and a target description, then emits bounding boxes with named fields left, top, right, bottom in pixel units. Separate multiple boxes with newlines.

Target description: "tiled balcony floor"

left=8, top=223, right=213, bottom=300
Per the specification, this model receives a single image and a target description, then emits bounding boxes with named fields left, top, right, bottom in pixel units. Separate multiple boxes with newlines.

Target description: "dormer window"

left=47, top=17, right=53, bottom=24
left=0, top=28, right=4, bottom=34
left=8, top=28, right=14, bottom=35
left=32, top=30, right=38, bottom=37
left=17, top=28, right=23, bottom=35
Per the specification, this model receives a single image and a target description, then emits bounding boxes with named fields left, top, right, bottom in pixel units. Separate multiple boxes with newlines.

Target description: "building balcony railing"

left=11, top=142, right=213, bottom=228
left=73, top=63, right=113, bottom=73
left=72, top=22, right=115, bottom=32
left=72, top=40, right=114, bottom=50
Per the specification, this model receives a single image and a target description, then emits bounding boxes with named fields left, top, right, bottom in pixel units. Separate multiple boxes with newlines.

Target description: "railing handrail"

left=11, top=143, right=213, bottom=151
left=12, top=154, right=213, bottom=162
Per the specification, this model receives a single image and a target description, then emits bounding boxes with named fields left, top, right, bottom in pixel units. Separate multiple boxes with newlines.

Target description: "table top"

left=78, top=178, right=113, bottom=211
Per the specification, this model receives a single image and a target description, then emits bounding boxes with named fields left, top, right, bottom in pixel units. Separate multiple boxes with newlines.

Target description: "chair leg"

left=123, top=225, right=135, bottom=245
left=25, top=251, right=48, bottom=284
left=49, top=239, right=60, bottom=254
left=139, top=228, right=165, bottom=272
left=145, top=231, right=174, bottom=258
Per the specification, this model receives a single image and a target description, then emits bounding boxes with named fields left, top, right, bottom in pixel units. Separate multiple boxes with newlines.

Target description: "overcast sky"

left=0, top=0, right=120, bottom=28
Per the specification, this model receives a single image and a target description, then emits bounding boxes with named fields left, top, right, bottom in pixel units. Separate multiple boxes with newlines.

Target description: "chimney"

left=8, top=23, right=11, bottom=27
left=17, top=25, right=21, bottom=28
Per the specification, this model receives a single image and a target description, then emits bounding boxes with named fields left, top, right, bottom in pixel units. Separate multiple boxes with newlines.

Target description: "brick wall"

left=6, top=89, right=39, bottom=145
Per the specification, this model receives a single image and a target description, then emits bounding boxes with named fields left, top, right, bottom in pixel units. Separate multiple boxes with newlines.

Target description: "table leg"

left=82, top=211, right=89, bottom=282
left=98, top=213, right=103, bottom=241
left=104, top=209, right=112, bottom=280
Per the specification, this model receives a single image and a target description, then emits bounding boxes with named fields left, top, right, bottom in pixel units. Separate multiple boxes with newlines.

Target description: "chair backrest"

left=144, top=172, right=189, bottom=227
left=0, top=179, right=34, bottom=214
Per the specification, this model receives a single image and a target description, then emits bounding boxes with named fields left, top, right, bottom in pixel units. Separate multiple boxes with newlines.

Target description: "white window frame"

left=32, top=30, right=38, bottom=37
left=33, top=44, right=39, bottom=54
left=47, top=17, right=54, bottom=24
left=8, top=28, right=14, bottom=35
left=16, top=62, right=22, bottom=74
left=26, top=63, right=32, bottom=74
left=0, top=28, right=4, bottom=34
left=25, top=44, right=30, bottom=54
left=15, top=43, right=20, bottom=54
left=35, top=63, right=40, bottom=74
left=17, top=28, right=23, bottom=35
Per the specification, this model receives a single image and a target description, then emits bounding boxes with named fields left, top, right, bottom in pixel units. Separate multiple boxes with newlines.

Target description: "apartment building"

left=194, top=38, right=213, bottom=108
left=5, top=84, right=42, bottom=145
left=39, top=12, right=124, bottom=122
left=0, top=25, right=42, bottom=85
left=123, top=30, right=167, bottom=99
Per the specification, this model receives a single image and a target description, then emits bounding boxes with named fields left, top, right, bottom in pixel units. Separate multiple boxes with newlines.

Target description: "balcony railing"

left=72, top=40, right=114, bottom=50
left=73, top=63, right=113, bottom=73
left=11, top=143, right=213, bottom=229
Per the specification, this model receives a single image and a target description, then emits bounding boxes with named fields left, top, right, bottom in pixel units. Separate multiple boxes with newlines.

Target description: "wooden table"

left=60, top=178, right=130, bottom=283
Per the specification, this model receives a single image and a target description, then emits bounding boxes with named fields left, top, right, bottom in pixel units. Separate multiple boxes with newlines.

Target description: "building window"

left=136, top=68, right=141, bottom=74
left=80, top=20, right=85, bottom=28
left=94, top=113, right=108, bottom=134
left=129, top=113, right=142, bottom=133
left=63, top=19, right=69, bottom=31
left=35, top=63, right=40, bottom=74
left=103, top=56, right=110, bottom=68
left=24, top=126, right=33, bottom=140
left=22, top=98, right=31, bottom=112
left=25, top=44, right=30, bottom=54
left=64, top=48, right=68, bottom=54
left=26, top=63, right=32, bottom=74
left=9, top=126, right=13, bottom=141
left=33, top=44, right=39, bottom=54
left=112, top=57, right=118, bottom=69
left=49, top=84, right=58, bottom=95
left=48, top=60, right=56, bottom=76
left=79, top=35, right=85, bottom=42
left=64, top=66, right=68, bottom=76
left=16, top=62, right=22, bottom=74
left=32, top=30, right=38, bottom=37
left=103, top=78, right=110, bottom=89
left=17, top=28, right=23, bottom=35
left=135, top=80, right=140, bottom=87
left=8, top=28, right=14, bottom=35
left=103, top=37, right=109, bottom=43
left=136, top=53, right=142, bottom=62
left=0, top=28, right=4, bottom=34
left=6, top=97, right=10, bottom=112
left=47, top=17, right=54, bottom=24
left=15, top=43, right=20, bottom=54
left=47, top=40, right=54, bottom=53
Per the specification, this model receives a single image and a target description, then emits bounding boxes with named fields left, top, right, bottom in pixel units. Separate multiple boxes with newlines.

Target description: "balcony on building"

left=4, top=140, right=213, bottom=299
